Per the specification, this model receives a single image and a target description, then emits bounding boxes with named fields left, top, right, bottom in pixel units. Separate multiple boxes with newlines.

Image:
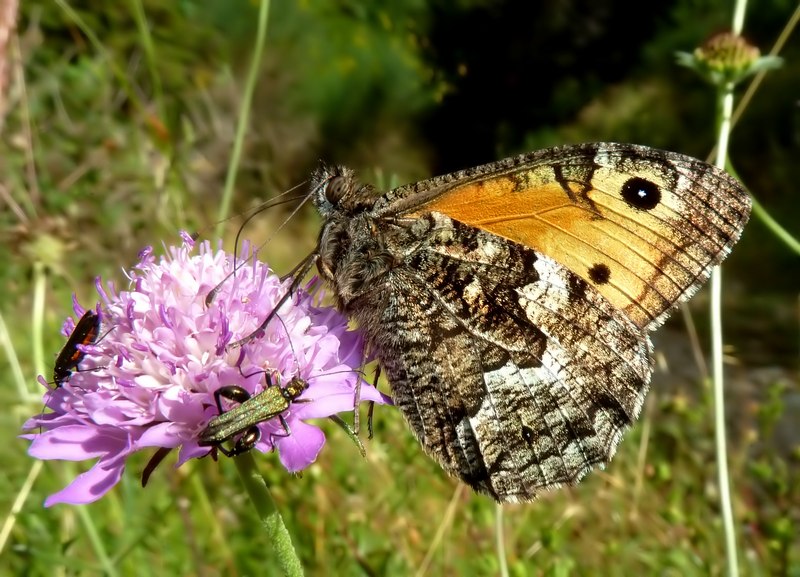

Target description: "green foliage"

left=2, top=0, right=798, bottom=575
left=272, top=1, right=434, bottom=137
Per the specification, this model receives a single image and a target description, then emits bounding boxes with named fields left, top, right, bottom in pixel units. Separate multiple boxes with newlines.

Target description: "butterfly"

left=239, top=142, right=751, bottom=502
left=52, top=309, right=102, bottom=387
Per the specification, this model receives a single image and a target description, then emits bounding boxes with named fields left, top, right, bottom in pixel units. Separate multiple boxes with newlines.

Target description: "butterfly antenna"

left=228, top=250, right=318, bottom=349
left=190, top=180, right=308, bottom=242
left=230, top=180, right=310, bottom=264
left=275, top=312, right=302, bottom=381
left=225, top=172, right=337, bottom=347
left=235, top=310, right=296, bottom=382
left=205, top=181, right=315, bottom=308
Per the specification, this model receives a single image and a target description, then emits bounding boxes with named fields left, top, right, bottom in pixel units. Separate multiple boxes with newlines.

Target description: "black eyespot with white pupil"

left=621, top=176, right=661, bottom=210
left=325, top=176, right=348, bottom=204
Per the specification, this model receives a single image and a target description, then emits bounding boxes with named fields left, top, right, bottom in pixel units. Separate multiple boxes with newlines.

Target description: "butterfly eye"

left=326, top=176, right=348, bottom=203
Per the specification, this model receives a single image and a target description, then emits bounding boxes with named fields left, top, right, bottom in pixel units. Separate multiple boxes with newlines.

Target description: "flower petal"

left=44, top=457, right=126, bottom=506
left=275, top=420, right=326, bottom=472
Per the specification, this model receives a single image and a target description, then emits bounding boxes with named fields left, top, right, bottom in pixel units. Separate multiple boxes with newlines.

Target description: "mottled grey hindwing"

left=346, top=215, right=653, bottom=501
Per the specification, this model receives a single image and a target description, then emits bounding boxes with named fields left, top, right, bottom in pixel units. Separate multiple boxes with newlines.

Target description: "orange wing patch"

left=407, top=162, right=735, bottom=330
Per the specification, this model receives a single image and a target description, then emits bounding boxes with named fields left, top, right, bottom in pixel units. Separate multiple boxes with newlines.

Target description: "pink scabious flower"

left=23, top=234, right=390, bottom=507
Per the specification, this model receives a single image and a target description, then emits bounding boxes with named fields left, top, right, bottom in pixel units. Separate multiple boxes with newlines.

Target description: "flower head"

left=23, top=235, right=390, bottom=506
left=676, top=31, right=782, bottom=87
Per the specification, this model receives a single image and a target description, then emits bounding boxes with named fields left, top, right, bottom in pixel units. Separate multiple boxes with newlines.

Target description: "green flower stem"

left=76, top=506, right=119, bottom=577
left=495, top=504, right=509, bottom=577
left=711, top=82, right=740, bottom=577
left=215, top=0, right=271, bottom=236
left=731, top=0, right=746, bottom=34
left=722, top=164, right=800, bottom=256
left=31, top=261, right=47, bottom=386
left=233, top=452, right=304, bottom=577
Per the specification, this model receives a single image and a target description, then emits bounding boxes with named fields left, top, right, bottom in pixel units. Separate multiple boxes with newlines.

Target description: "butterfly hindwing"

left=351, top=215, right=651, bottom=500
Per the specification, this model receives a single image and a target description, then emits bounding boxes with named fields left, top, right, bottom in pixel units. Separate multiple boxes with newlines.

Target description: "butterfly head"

left=310, top=163, right=376, bottom=217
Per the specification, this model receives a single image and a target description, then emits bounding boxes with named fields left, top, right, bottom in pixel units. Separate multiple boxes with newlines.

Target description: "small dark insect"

left=198, top=373, right=309, bottom=457
left=52, top=309, right=101, bottom=387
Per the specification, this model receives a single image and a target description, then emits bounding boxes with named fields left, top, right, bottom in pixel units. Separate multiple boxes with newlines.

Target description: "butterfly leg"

left=367, top=364, right=382, bottom=439
left=327, top=414, right=366, bottom=457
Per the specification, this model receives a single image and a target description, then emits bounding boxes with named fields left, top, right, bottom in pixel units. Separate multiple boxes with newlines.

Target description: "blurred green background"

left=1, top=0, right=798, bottom=575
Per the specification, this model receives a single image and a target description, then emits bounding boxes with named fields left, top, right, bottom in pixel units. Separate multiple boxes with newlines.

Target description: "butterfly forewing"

left=311, top=142, right=750, bottom=502
left=400, top=143, right=750, bottom=330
